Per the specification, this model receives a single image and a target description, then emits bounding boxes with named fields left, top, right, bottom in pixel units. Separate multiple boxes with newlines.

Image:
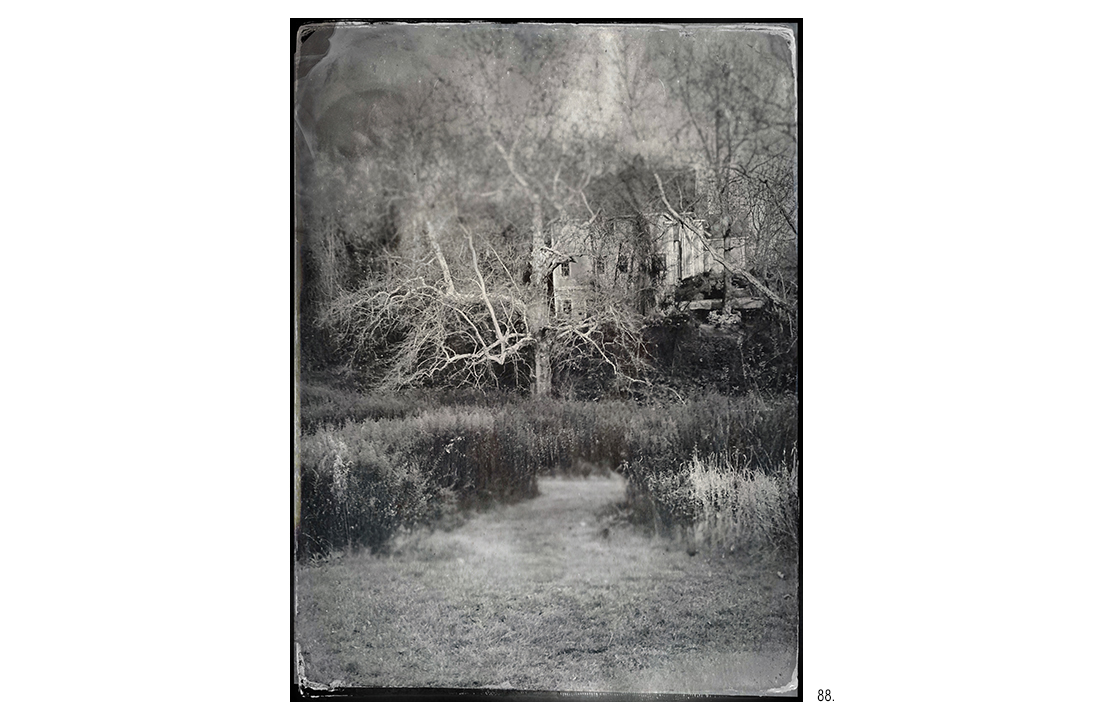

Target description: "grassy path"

left=295, top=476, right=798, bottom=695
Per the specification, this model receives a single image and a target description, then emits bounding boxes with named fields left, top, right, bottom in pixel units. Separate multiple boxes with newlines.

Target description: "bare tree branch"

left=654, top=172, right=792, bottom=318
left=465, top=227, right=508, bottom=363
left=429, top=240, right=455, bottom=295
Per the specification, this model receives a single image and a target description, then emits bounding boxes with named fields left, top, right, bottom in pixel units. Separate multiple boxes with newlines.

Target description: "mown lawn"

left=295, top=477, right=798, bottom=695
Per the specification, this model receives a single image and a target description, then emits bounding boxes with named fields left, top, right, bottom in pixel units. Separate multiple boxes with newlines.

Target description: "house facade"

left=549, top=216, right=638, bottom=317
left=549, top=209, right=753, bottom=318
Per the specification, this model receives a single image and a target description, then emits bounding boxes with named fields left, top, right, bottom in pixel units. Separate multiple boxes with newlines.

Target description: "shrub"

left=412, top=407, right=538, bottom=505
left=297, top=409, right=541, bottom=559
left=298, top=426, right=430, bottom=558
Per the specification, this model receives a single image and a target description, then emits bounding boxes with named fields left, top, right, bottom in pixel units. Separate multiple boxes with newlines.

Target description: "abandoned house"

left=549, top=208, right=764, bottom=320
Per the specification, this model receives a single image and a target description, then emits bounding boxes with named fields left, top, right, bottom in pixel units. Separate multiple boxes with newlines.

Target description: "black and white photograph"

left=292, top=20, right=799, bottom=698
left=11, top=6, right=1094, bottom=715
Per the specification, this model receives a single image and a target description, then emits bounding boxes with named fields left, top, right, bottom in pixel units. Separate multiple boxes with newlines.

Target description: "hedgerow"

left=296, top=389, right=798, bottom=559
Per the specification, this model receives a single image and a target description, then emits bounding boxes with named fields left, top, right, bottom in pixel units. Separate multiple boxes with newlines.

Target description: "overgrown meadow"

left=297, top=383, right=798, bottom=560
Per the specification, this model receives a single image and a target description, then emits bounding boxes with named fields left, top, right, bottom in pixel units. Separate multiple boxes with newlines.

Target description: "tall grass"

left=297, top=387, right=798, bottom=559
left=633, top=455, right=799, bottom=554
left=299, top=383, right=522, bottom=432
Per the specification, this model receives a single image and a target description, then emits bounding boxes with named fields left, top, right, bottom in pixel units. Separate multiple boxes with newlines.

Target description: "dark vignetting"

left=294, top=21, right=799, bottom=698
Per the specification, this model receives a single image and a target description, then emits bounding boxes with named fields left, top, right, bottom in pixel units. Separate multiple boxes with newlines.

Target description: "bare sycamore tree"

left=442, top=29, right=606, bottom=395
left=414, top=27, right=645, bottom=395
left=326, top=217, right=647, bottom=393
left=319, top=27, right=647, bottom=394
